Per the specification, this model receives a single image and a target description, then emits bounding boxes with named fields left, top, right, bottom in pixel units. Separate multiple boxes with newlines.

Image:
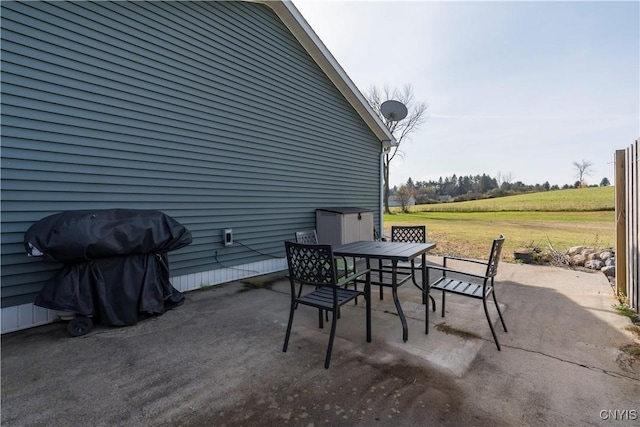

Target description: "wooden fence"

left=615, top=138, right=639, bottom=312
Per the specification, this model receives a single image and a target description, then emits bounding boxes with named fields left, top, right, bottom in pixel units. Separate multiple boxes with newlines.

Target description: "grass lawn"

left=383, top=187, right=615, bottom=261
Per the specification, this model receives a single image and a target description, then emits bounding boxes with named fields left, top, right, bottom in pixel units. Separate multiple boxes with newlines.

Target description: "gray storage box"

left=316, top=207, right=374, bottom=246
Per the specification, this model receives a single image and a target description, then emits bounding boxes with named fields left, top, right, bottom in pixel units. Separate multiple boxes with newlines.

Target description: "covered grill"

left=24, top=209, right=192, bottom=335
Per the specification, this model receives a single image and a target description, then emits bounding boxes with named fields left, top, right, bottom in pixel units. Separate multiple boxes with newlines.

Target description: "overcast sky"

left=292, top=0, right=639, bottom=188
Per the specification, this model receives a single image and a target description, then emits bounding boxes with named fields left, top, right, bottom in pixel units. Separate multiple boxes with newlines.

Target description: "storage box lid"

left=316, top=207, right=373, bottom=214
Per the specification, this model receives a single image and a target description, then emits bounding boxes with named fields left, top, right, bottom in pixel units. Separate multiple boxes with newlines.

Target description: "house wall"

left=0, top=1, right=382, bottom=331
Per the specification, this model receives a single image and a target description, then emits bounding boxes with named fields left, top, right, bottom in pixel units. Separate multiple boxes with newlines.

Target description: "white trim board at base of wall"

left=1, top=258, right=287, bottom=334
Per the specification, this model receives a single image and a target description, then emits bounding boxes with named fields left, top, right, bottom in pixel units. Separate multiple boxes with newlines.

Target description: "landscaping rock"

left=600, top=251, right=613, bottom=261
left=572, top=254, right=586, bottom=266
left=585, top=259, right=605, bottom=270
left=567, top=246, right=587, bottom=256
left=561, top=247, right=616, bottom=279
left=602, top=265, right=616, bottom=277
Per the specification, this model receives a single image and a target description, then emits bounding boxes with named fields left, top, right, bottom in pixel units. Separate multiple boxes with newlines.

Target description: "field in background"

left=401, top=186, right=614, bottom=213
left=384, top=187, right=615, bottom=261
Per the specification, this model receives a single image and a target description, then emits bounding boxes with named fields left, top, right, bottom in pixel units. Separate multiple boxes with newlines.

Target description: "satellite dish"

left=380, top=100, right=408, bottom=121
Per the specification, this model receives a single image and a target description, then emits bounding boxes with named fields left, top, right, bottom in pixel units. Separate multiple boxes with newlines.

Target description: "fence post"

left=629, top=140, right=639, bottom=311
left=615, top=149, right=626, bottom=298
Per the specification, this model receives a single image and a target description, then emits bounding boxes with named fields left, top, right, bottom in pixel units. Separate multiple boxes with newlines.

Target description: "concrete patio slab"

left=2, top=258, right=639, bottom=426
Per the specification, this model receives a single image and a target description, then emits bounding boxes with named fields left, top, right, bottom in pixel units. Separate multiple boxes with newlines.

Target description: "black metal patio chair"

left=427, top=235, right=507, bottom=350
left=391, top=225, right=428, bottom=290
left=283, top=241, right=371, bottom=369
left=295, top=230, right=358, bottom=301
left=376, top=225, right=436, bottom=312
left=295, top=230, right=355, bottom=275
left=294, top=230, right=319, bottom=245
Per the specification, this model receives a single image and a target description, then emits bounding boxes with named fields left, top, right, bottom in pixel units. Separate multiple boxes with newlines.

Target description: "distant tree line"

left=390, top=173, right=611, bottom=207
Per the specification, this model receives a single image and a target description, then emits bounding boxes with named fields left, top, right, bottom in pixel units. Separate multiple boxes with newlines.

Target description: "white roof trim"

left=255, top=0, right=396, bottom=145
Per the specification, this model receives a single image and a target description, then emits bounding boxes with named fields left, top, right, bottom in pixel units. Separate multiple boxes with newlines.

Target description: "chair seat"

left=430, top=277, right=492, bottom=299
left=298, top=286, right=362, bottom=310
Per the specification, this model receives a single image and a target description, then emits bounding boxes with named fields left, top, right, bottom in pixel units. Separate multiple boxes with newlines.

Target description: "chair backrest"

left=285, top=240, right=337, bottom=287
left=486, top=235, right=505, bottom=278
left=294, top=230, right=319, bottom=245
left=391, top=225, right=426, bottom=243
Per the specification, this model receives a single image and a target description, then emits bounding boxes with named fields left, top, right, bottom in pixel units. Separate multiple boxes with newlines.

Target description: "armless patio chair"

left=427, top=235, right=507, bottom=350
left=391, top=225, right=427, bottom=289
left=295, top=230, right=358, bottom=300
left=283, top=241, right=371, bottom=369
left=376, top=225, right=436, bottom=312
left=295, top=230, right=355, bottom=274
left=294, top=230, right=319, bottom=245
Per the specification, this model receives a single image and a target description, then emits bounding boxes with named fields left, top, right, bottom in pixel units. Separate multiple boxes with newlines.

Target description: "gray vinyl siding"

left=0, top=1, right=382, bottom=308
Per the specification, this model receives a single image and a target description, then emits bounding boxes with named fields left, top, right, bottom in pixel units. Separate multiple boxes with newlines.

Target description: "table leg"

left=378, top=259, right=384, bottom=300
left=422, top=253, right=429, bottom=334
left=392, top=260, right=408, bottom=342
left=366, top=258, right=371, bottom=342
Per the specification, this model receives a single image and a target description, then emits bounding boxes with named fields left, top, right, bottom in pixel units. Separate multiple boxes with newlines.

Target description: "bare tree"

left=496, top=171, right=513, bottom=190
left=573, top=160, right=594, bottom=187
left=502, top=172, right=513, bottom=185
left=395, top=185, right=413, bottom=213
left=365, top=85, right=427, bottom=213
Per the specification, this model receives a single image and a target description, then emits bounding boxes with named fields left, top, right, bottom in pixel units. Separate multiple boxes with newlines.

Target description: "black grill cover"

left=34, top=253, right=185, bottom=326
left=24, top=209, right=192, bottom=263
left=25, top=209, right=192, bottom=326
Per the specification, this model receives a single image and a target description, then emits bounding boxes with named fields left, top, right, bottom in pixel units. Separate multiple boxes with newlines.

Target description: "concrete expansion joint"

left=504, top=344, right=640, bottom=384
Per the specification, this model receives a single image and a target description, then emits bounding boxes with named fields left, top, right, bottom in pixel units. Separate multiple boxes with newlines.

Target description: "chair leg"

left=295, top=285, right=303, bottom=309
left=421, top=269, right=437, bottom=312
left=441, top=290, right=446, bottom=317
left=483, top=296, right=501, bottom=351
left=492, top=290, right=508, bottom=332
left=283, top=302, right=296, bottom=352
left=324, top=309, right=339, bottom=369
left=419, top=287, right=436, bottom=308
left=411, top=261, right=418, bottom=287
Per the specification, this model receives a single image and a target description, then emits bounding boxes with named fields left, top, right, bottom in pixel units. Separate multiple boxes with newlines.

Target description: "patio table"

left=334, top=240, right=436, bottom=342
